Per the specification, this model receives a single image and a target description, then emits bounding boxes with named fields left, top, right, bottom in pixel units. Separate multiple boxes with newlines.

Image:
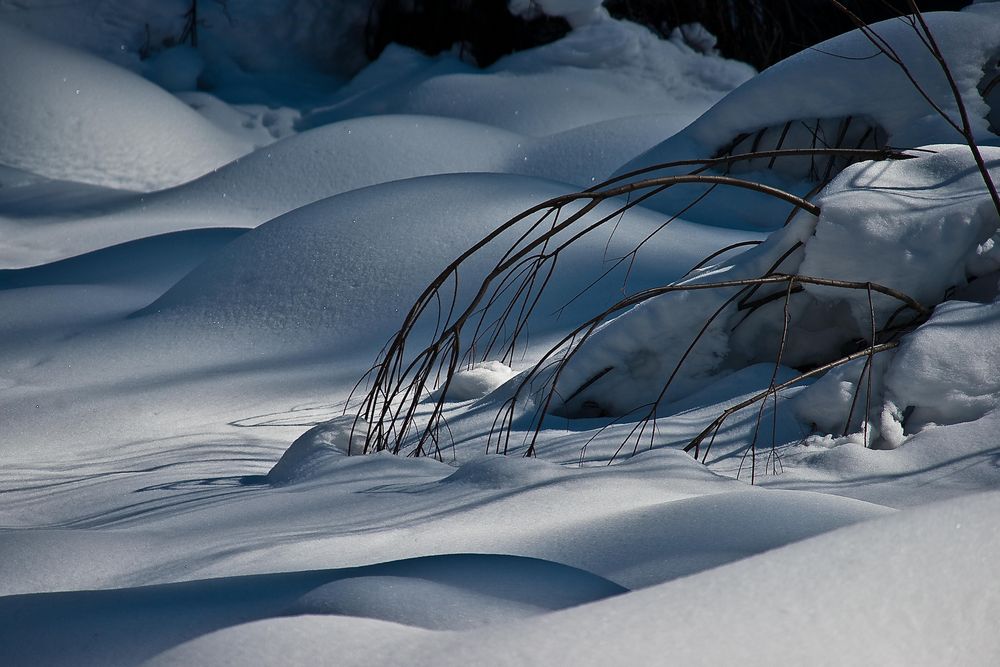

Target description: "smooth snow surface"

left=146, top=492, right=1000, bottom=667
left=0, top=22, right=250, bottom=191
left=3, top=5, right=1000, bottom=667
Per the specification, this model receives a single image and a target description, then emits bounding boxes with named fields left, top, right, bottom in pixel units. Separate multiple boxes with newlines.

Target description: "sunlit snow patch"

left=430, top=361, right=519, bottom=403
left=616, top=10, right=1000, bottom=229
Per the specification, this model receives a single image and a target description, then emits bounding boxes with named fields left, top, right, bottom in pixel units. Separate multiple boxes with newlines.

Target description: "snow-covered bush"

left=334, top=6, right=1000, bottom=478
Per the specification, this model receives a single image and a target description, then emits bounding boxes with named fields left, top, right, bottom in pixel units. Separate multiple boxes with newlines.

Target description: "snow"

left=548, top=219, right=813, bottom=418
left=3, top=4, right=1000, bottom=666
left=133, top=172, right=747, bottom=355
left=885, top=300, right=1000, bottom=427
left=801, top=145, right=1000, bottom=326
left=122, top=493, right=1000, bottom=666
left=614, top=10, right=1000, bottom=229
left=0, top=22, right=250, bottom=191
left=305, top=17, right=754, bottom=137
left=433, top=361, right=519, bottom=402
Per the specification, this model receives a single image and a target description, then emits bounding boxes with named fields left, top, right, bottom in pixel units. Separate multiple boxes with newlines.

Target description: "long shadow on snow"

left=0, top=553, right=626, bottom=667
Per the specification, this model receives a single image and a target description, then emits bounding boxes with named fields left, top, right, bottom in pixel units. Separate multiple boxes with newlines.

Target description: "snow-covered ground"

left=2, top=3, right=1000, bottom=665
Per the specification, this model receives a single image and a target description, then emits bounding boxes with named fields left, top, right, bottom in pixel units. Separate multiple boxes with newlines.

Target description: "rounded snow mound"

left=268, top=416, right=366, bottom=485
left=282, top=553, right=625, bottom=630
left=440, top=455, right=567, bottom=489
left=159, top=115, right=528, bottom=220
left=305, top=16, right=753, bottom=137
left=137, top=172, right=750, bottom=356
left=431, top=361, right=519, bottom=403
left=0, top=22, right=250, bottom=191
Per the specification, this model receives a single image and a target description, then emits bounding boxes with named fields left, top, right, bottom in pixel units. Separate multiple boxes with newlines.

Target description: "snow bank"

left=885, top=300, right=1000, bottom=429
left=0, top=112, right=697, bottom=268
left=431, top=361, right=519, bottom=403
left=0, top=229, right=245, bottom=292
left=280, top=553, right=625, bottom=630
left=171, top=112, right=697, bottom=212
left=790, top=147, right=1000, bottom=445
left=0, top=22, right=250, bottom=191
left=508, top=0, right=605, bottom=28
left=154, top=115, right=528, bottom=221
left=616, top=10, right=1000, bottom=228
left=0, top=553, right=624, bottom=665
left=175, top=93, right=299, bottom=147
left=549, top=218, right=812, bottom=418
left=0, top=0, right=360, bottom=102
left=267, top=416, right=365, bottom=484
left=439, top=455, right=567, bottom=489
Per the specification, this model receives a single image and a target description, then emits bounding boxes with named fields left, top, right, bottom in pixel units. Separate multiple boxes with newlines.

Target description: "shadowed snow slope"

left=0, top=22, right=250, bottom=191
left=0, top=173, right=753, bottom=467
left=0, top=450, right=889, bottom=595
left=0, top=228, right=246, bottom=292
left=0, top=554, right=625, bottom=666
left=4, top=8, right=998, bottom=667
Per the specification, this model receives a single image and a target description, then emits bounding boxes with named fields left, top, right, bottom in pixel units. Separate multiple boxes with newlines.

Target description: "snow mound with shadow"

left=439, top=455, right=568, bottom=490
left=0, top=22, right=250, bottom=191
left=135, top=172, right=753, bottom=355
left=145, top=491, right=1000, bottom=666
left=302, top=15, right=753, bottom=137
left=0, top=553, right=625, bottom=666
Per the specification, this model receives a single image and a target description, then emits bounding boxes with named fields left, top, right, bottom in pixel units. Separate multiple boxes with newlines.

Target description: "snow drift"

left=0, top=22, right=250, bottom=191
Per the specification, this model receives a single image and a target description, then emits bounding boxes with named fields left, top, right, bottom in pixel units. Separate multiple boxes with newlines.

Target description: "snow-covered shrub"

left=339, top=7, right=1000, bottom=474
